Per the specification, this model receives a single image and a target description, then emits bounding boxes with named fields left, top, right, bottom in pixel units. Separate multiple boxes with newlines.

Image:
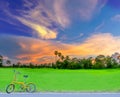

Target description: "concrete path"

left=0, top=93, right=120, bottom=97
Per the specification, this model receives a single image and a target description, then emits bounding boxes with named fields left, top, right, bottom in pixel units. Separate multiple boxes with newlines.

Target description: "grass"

left=0, top=68, right=120, bottom=92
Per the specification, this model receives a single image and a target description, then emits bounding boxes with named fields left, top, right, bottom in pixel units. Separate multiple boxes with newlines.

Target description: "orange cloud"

left=1, top=33, right=120, bottom=64
left=14, top=33, right=120, bottom=64
left=66, top=33, right=120, bottom=56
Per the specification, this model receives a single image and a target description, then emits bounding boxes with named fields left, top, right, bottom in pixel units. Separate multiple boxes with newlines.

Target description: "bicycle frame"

left=11, top=81, right=25, bottom=86
left=10, top=70, right=28, bottom=89
left=12, top=70, right=21, bottom=81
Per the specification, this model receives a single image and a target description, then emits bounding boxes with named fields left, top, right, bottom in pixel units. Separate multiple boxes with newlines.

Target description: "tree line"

left=53, top=51, right=119, bottom=69
left=0, top=51, right=120, bottom=69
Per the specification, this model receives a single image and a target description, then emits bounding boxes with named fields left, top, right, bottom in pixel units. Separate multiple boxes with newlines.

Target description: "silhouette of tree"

left=95, top=55, right=106, bottom=69
left=16, top=62, right=21, bottom=67
left=58, top=52, right=62, bottom=61
left=6, top=60, right=11, bottom=66
left=61, top=55, right=64, bottom=61
left=0, top=55, right=3, bottom=67
left=54, top=51, right=58, bottom=63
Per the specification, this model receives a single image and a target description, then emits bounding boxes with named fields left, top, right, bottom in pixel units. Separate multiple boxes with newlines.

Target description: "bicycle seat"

left=23, top=75, right=28, bottom=78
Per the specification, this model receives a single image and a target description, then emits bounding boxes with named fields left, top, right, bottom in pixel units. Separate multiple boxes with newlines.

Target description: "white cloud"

left=65, top=0, right=107, bottom=20
left=111, top=14, right=120, bottom=22
left=95, top=22, right=105, bottom=31
left=0, top=0, right=108, bottom=40
left=17, top=1, right=59, bottom=39
left=53, top=0, right=70, bottom=28
left=1, top=0, right=107, bottom=28
left=0, top=0, right=65, bottom=39
left=78, top=0, right=98, bottom=20
left=17, top=17, right=57, bottom=39
left=22, top=0, right=70, bottom=28
left=80, top=33, right=84, bottom=37
left=81, top=33, right=120, bottom=55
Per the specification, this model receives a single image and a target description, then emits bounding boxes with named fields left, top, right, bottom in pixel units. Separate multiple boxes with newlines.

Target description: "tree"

left=94, top=55, right=106, bottom=69
left=96, top=55, right=105, bottom=61
left=58, top=52, right=62, bottom=61
left=29, top=63, right=34, bottom=68
left=16, top=62, right=21, bottom=67
left=61, top=55, right=64, bottom=61
left=54, top=51, right=58, bottom=63
left=111, top=58, right=119, bottom=68
left=56, top=60, right=62, bottom=69
left=66, top=55, right=70, bottom=60
left=58, top=52, right=62, bottom=57
left=62, top=59, right=69, bottom=69
left=85, top=58, right=93, bottom=69
left=0, top=55, right=3, bottom=67
left=6, top=60, right=11, bottom=66
left=79, top=58, right=92, bottom=69
left=105, top=56, right=112, bottom=68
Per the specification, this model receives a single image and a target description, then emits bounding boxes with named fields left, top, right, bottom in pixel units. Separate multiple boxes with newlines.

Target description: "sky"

left=1, top=0, right=120, bottom=64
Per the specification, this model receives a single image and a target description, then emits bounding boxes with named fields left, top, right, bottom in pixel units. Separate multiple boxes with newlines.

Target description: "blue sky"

left=1, top=0, right=120, bottom=64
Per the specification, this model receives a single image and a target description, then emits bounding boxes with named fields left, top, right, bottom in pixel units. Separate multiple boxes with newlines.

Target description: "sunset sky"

left=1, top=0, right=120, bottom=64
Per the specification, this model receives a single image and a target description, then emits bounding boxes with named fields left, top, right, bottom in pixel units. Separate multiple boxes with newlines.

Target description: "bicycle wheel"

left=26, top=83, right=36, bottom=93
left=6, top=84, right=15, bottom=93
left=19, top=84, right=26, bottom=92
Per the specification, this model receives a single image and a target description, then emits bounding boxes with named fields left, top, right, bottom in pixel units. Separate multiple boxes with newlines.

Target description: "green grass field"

left=0, top=68, right=120, bottom=92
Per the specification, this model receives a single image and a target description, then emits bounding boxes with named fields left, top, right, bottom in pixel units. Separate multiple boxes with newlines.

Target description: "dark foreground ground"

left=0, top=93, right=120, bottom=97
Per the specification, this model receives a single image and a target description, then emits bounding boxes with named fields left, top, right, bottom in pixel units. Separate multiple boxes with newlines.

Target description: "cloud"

left=22, top=0, right=70, bottom=28
left=17, top=17, right=57, bottom=39
left=53, top=0, right=70, bottom=28
left=0, top=34, right=70, bottom=63
left=78, top=0, right=98, bottom=20
left=0, top=33, right=120, bottom=64
left=75, top=33, right=120, bottom=56
left=95, top=22, right=105, bottom=31
left=0, top=0, right=107, bottom=33
left=80, top=33, right=84, bottom=37
left=66, top=0, right=107, bottom=20
left=0, top=0, right=64, bottom=39
left=16, top=0, right=60, bottom=39
left=111, top=14, right=120, bottom=22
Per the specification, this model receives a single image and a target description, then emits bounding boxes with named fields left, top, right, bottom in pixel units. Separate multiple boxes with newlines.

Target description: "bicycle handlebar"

left=13, top=70, right=21, bottom=74
left=23, top=75, right=28, bottom=78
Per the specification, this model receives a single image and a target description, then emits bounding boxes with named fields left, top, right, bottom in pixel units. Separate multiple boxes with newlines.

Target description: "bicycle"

left=6, top=70, right=36, bottom=93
